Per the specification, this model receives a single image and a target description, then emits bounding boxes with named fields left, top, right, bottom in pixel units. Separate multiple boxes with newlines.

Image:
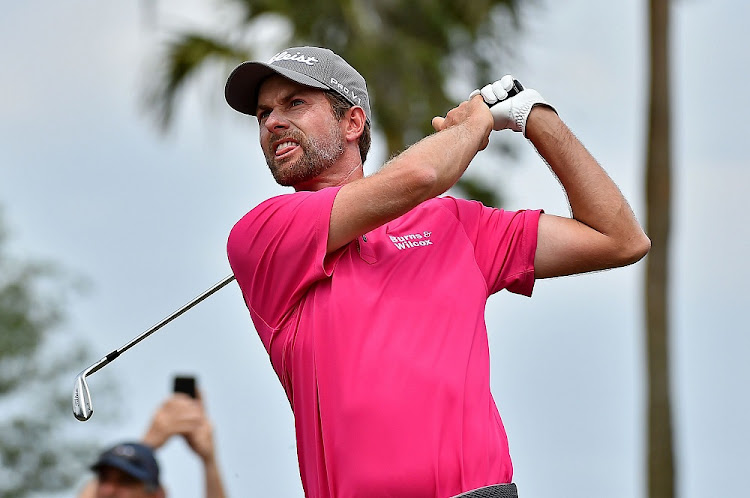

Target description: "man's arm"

left=526, top=107, right=651, bottom=278
left=472, top=76, right=650, bottom=278
left=184, top=418, right=227, bottom=498
left=143, top=393, right=227, bottom=498
left=327, top=95, right=494, bottom=253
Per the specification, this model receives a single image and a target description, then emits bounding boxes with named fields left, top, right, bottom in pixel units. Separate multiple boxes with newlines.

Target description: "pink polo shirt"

left=227, top=186, right=540, bottom=498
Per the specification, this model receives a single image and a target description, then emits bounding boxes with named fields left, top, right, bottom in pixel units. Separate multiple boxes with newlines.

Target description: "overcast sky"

left=2, top=0, right=748, bottom=497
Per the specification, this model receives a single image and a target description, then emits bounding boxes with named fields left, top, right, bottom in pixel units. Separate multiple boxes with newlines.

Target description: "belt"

left=450, top=483, right=518, bottom=498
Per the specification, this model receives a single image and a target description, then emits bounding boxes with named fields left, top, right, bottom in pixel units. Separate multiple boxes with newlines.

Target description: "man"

left=78, top=393, right=226, bottom=498
left=79, top=442, right=164, bottom=498
left=224, top=46, right=650, bottom=498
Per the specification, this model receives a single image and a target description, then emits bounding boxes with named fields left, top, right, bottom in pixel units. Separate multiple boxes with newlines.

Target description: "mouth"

left=273, top=140, right=300, bottom=159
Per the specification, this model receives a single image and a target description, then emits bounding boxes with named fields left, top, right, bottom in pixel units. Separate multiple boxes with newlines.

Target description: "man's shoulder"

left=233, top=191, right=318, bottom=228
left=228, top=194, right=286, bottom=238
left=252, top=191, right=310, bottom=212
left=244, top=187, right=341, bottom=219
left=229, top=187, right=341, bottom=244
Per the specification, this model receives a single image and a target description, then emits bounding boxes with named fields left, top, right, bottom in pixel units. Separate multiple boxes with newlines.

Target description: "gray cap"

left=225, top=46, right=371, bottom=124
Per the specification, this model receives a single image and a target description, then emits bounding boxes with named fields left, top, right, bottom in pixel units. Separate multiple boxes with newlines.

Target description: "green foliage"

left=146, top=0, right=525, bottom=207
left=0, top=213, right=99, bottom=496
left=145, top=34, right=252, bottom=131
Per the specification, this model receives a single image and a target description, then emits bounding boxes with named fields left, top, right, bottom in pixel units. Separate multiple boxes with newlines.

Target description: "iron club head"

left=73, top=370, right=94, bottom=421
left=70, top=275, right=236, bottom=421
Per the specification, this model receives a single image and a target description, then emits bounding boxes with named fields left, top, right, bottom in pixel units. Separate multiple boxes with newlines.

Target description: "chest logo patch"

left=389, top=231, right=434, bottom=250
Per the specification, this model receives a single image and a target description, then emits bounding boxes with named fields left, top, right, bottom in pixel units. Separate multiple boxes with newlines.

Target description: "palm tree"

left=144, top=0, right=524, bottom=206
left=644, top=0, right=675, bottom=496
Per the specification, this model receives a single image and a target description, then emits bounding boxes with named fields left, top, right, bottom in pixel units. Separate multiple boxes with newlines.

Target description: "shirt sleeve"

left=438, top=197, right=542, bottom=297
left=226, top=187, right=342, bottom=345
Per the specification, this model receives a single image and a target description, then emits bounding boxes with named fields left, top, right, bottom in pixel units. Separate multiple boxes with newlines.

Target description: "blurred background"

left=1, top=0, right=747, bottom=497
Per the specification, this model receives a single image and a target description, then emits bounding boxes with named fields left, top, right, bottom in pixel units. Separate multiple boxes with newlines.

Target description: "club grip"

left=508, top=79, right=524, bottom=97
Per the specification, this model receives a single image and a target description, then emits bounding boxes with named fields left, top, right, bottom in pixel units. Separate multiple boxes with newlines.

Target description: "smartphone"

left=173, top=375, right=197, bottom=398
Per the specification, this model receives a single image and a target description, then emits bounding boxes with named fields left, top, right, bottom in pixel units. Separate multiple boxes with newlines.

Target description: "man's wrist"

left=141, top=429, right=165, bottom=449
left=524, top=105, right=559, bottom=141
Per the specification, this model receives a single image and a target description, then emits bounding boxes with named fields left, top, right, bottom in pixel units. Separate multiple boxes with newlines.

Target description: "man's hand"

left=183, top=396, right=217, bottom=463
left=142, top=393, right=212, bottom=455
left=431, top=95, right=493, bottom=150
left=470, top=75, right=555, bottom=136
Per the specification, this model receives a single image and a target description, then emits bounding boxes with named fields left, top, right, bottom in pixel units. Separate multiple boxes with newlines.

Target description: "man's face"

left=95, top=466, right=160, bottom=498
left=256, top=75, right=346, bottom=188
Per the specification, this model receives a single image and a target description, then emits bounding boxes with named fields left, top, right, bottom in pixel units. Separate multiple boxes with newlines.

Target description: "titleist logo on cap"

left=268, top=51, right=319, bottom=66
left=113, top=445, right=137, bottom=458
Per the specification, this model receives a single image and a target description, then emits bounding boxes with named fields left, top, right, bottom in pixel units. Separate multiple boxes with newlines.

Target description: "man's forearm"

left=383, top=111, right=488, bottom=198
left=526, top=107, right=650, bottom=264
left=327, top=99, right=492, bottom=253
left=203, top=457, right=227, bottom=498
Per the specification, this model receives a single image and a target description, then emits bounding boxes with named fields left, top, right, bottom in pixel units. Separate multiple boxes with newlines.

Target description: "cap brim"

left=225, top=61, right=330, bottom=116
left=92, top=457, right=155, bottom=486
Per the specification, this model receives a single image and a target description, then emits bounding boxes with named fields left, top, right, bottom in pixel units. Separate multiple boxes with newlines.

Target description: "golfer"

left=224, top=46, right=649, bottom=497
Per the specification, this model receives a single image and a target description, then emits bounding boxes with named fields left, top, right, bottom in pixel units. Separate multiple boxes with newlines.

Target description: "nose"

left=264, top=108, right=289, bottom=133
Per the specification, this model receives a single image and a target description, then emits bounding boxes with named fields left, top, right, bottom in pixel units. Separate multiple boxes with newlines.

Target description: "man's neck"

left=294, top=159, right=365, bottom=192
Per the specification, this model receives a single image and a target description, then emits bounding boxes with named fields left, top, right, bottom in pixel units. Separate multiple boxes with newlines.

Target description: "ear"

left=343, top=106, right=366, bottom=144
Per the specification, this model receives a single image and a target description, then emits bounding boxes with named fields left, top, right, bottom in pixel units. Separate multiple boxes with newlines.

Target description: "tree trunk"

left=645, top=0, right=675, bottom=496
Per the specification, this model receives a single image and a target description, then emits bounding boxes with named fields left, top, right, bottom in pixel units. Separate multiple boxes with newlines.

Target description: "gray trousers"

left=451, top=483, right=518, bottom=498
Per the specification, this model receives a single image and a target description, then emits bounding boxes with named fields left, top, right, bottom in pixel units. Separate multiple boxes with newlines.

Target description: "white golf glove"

left=469, top=75, right=555, bottom=136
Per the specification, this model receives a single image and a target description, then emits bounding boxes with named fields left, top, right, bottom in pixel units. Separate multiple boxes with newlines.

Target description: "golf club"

left=72, top=274, right=236, bottom=421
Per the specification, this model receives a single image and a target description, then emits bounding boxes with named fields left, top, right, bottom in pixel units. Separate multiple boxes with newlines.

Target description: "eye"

left=290, top=99, right=304, bottom=107
left=257, top=109, right=270, bottom=121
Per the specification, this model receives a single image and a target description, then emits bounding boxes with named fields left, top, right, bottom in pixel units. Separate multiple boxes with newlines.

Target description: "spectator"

left=77, top=392, right=226, bottom=498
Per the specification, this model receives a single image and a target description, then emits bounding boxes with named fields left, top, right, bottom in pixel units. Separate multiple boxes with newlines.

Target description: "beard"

left=264, top=122, right=346, bottom=187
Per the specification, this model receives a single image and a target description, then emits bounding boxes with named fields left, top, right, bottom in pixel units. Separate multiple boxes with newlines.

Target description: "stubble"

left=265, top=122, right=345, bottom=187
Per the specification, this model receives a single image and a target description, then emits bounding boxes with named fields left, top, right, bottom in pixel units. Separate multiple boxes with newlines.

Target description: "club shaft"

left=103, top=274, right=236, bottom=363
